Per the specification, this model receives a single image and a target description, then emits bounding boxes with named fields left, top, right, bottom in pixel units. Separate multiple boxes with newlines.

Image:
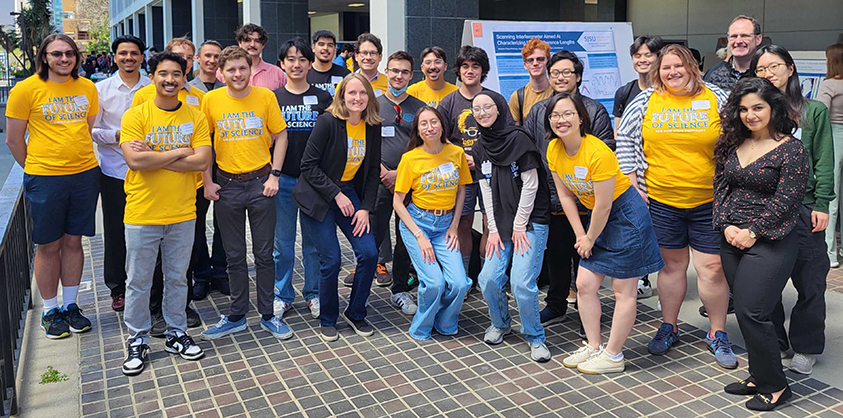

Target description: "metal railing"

left=0, top=165, right=34, bottom=417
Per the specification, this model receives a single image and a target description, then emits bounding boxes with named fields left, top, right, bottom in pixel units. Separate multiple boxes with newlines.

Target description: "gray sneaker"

left=483, top=325, right=511, bottom=345
left=530, top=342, right=551, bottom=363
left=704, top=330, right=738, bottom=369
left=789, top=353, right=816, bottom=375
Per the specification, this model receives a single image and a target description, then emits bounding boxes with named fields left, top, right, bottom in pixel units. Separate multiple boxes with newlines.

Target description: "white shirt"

left=92, top=72, right=151, bottom=180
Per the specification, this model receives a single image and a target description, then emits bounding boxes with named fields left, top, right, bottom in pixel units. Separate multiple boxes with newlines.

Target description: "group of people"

left=5, top=14, right=842, bottom=412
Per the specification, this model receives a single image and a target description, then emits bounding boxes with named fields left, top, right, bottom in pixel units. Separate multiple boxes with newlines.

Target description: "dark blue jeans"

left=301, top=185, right=378, bottom=327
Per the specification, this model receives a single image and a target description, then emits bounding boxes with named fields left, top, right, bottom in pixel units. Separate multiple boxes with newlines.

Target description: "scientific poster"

left=792, top=51, right=828, bottom=100
left=463, top=20, right=637, bottom=115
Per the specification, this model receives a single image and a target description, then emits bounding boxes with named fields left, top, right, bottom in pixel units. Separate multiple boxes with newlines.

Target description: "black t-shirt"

left=612, top=79, right=642, bottom=119
left=274, top=85, right=333, bottom=177
left=438, top=88, right=514, bottom=182
left=203, top=81, right=217, bottom=92
left=473, top=142, right=551, bottom=233
left=306, top=64, right=351, bottom=97
left=377, top=94, right=426, bottom=170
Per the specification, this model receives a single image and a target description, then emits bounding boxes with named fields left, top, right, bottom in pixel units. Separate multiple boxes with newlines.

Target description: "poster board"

left=462, top=20, right=637, bottom=115
left=791, top=51, right=827, bottom=100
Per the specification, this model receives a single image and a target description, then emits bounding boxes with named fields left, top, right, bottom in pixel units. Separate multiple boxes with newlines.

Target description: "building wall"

left=260, top=0, right=309, bottom=66
left=629, top=0, right=843, bottom=54
left=204, top=0, right=239, bottom=47
left=405, top=0, right=479, bottom=84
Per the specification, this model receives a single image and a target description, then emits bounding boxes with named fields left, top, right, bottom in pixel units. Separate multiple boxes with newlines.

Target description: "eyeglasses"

left=549, top=69, right=575, bottom=79
left=418, top=119, right=440, bottom=129
left=525, top=56, right=547, bottom=65
left=754, top=62, right=786, bottom=76
left=48, top=51, right=77, bottom=58
left=471, top=103, right=496, bottom=115
left=394, top=104, right=403, bottom=125
left=548, top=111, right=578, bottom=122
left=729, top=33, right=755, bottom=41
left=422, top=59, right=444, bottom=66
left=387, top=68, right=412, bottom=76
left=357, top=51, right=379, bottom=57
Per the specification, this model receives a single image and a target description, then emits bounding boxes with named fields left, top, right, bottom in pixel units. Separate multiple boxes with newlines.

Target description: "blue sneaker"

left=260, top=316, right=293, bottom=340
left=200, top=315, right=247, bottom=340
left=705, top=330, right=738, bottom=369
left=648, top=323, right=679, bottom=355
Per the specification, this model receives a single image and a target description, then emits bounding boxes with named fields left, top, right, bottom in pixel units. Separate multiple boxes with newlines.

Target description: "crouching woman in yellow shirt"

left=546, top=93, right=664, bottom=374
left=393, top=106, right=473, bottom=340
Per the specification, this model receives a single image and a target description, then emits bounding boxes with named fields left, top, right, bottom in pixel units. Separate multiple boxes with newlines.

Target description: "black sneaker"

left=122, top=341, right=150, bottom=376
left=699, top=295, right=735, bottom=318
left=342, top=310, right=373, bottom=337
left=41, top=308, right=70, bottom=339
left=150, top=312, right=166, bottom=338
left=213, top=277, right=231, bottom=296
left=62, top=303, right=92, bottom=333
left=186, top=306, right=202, bottom=328
left=164, top=333, right=205, bottom=360
left=192, top=282, right=210, bottom=300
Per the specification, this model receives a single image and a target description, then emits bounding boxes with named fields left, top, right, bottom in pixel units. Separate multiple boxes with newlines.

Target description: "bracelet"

left=413, top=230, right=423, bottom=238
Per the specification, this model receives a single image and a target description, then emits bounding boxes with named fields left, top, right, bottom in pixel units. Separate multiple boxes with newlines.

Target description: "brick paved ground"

left=74, top=228, right=843, bottom=418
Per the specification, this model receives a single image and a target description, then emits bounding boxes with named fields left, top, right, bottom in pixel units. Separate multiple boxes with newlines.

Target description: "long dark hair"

left=543, top=92, right=592, bottom=144
left=714, top=77, right=796, bottom=164
left=749, top=44, right=803, bottom=119
left=406, top=106, right=448, bottom=152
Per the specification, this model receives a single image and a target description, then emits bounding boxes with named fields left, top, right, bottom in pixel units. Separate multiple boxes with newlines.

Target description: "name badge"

left=179, top=122, right=194, bottom=134
left=439, top=162, right=455, bottom=174
left=186, top=95, right=199, bottom=106
left=73, top=95, right=89, bottom=106
left=691, top=100, right=710, bottom=110
left=381, top=126, right=395, bottom=137
left=303, top=95, right=318, bottom=105
left=793, top=128, right=803, bottom=139
left=245, top=117, right=263, bottom=129
left=331, top=76, right=343, bottom=84
left=481, top=160, right=492, bottom=176
left=574, top=165, right=588, bottom=180
left=375, top=90, right=383, bottom=97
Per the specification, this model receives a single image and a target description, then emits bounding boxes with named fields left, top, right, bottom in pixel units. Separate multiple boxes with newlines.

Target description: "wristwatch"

left=748, top=228, right=757, bottom=239
left=270, top=169, right=282, bottom=177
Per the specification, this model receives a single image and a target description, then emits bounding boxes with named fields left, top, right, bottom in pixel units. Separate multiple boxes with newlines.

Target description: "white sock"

left=43, top=297, right=59, bottom=315
left=62, top=285, right=79, bottom=309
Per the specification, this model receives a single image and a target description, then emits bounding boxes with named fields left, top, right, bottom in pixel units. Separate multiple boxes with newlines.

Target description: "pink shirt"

left=216, top=59, right=286, bottom=90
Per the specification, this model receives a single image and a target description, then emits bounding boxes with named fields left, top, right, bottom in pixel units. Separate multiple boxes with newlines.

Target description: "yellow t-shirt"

left=342, top=121, right=367, bottom=181
left=407, top=80, right=459, bottom=108
left=131, top=83, right=205, bottom=111
left=547, top=134, right=631, bottom=210
left=5, top=75, right=99, bottom=175
left=642, top=88, right=721, bottom=208
left=395, top=143, right=473, bottom=210
left=201, top=87, right=286, bottom=174
left=120, top=101, right=212, bottom=225
left=508, top=84, right=554, bottom=123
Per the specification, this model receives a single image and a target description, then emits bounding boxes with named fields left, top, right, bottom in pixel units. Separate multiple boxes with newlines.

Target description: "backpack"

left=515, top=87, right=526, bottom=121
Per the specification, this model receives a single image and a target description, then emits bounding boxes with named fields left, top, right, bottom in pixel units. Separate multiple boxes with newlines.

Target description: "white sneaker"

left=307, top=298, right=320, bottom=319
left=577, top=348, right=625, bottom=374
left=390, top=292, right=417, bottom=315
left=562, top=341, right=599, bottom=368
left=637, top=278, right=653, bottom=298
left=831, top=260, right=840, bottom=268
left=483, top=325, right=511, bottom=345
left=273, top=299, right=292, bottom=317
left=530, top=341, right=551, bottom=362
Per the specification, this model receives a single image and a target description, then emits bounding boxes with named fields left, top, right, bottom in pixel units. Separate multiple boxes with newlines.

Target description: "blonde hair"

left=650, top=44, right=704, bottom=96
left=327, top=73, right=384, bottom=125
left=166, top=37, right=196, bottom=55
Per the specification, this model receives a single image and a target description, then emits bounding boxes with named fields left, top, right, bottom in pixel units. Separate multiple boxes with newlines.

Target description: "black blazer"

left=293, top=112, right=382, bottom=222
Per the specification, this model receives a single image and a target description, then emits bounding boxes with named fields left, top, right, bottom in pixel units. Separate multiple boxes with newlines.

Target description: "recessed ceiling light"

left=308, top=11, right=316, bottom=14
left=348, top=3, right=366, bottom=7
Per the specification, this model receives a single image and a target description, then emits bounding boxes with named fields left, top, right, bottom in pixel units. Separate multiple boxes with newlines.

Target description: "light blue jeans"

left=274, top=174, right=319, bottom=304
left=399, top=204, right=471, bottom=340
left=478, top=222, right=549, bottom=343
left=124, top=220, right=195, bottom=344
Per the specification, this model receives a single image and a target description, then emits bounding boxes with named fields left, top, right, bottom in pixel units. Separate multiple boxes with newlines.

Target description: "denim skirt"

left=579, top=186, right=665, bottom=279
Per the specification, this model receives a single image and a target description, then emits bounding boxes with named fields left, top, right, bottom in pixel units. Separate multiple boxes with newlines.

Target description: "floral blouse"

left=713, top=137, right=809, bottom=240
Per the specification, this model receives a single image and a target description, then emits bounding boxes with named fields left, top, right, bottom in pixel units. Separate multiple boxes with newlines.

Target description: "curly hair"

left=714, top=77, right=796, bottom=164
left=521, top=38, right=550, bottom=60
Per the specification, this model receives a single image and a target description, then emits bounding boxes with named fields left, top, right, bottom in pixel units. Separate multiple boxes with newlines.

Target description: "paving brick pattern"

left=74, top=228, right=843, bottom=418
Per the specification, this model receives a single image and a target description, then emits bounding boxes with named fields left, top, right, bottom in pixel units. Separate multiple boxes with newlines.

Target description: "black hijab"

left=475, top=92, right=545, bottom=241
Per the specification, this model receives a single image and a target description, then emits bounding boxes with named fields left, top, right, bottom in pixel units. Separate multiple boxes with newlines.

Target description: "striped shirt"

left=615, top=83, right=728, bottom=193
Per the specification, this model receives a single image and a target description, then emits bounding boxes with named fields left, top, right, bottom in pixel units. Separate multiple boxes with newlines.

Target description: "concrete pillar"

left=370, top=0, right=405, bottom=72
left=243, top=0, right=261, bottom=25
left=132, top=11, right=140, bottom=36
left=191, top=0, right=205, bottom=46
left=145, top=3, right=154, bottom=51
left=162, top=0, right=173, bottom=45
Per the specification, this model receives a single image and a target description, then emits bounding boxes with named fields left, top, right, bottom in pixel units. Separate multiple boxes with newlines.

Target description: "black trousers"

left=772, top=204, right=828, bottom=354
left=540, top=213, right=583, bottom=315
left=371, top=185, right=412, bottom=294
left=722, top=231, right=798, bottom=394
left=100, top=173, right=128, bottom=297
